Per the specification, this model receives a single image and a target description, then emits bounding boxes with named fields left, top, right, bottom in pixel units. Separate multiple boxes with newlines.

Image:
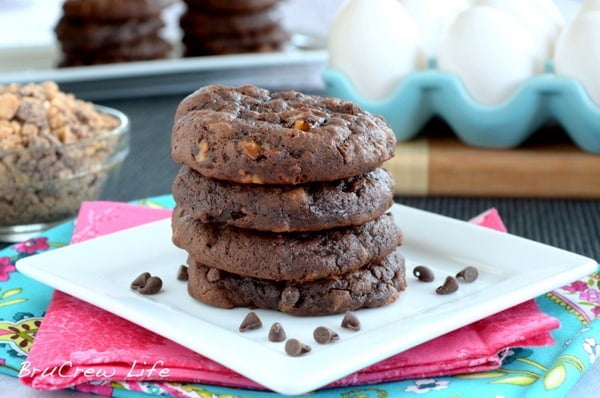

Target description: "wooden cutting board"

left=384, top=132, right=600, bottom=198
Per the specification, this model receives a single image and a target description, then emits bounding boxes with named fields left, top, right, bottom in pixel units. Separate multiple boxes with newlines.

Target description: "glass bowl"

left=0, top=105, right=130, bottom=242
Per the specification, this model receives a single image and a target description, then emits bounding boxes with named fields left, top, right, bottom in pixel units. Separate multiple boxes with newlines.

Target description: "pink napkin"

left=20, top=203, right=559, bottom=391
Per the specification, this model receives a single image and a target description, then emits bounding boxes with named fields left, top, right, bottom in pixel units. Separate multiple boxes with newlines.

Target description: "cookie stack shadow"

left=179, top=0, right=288, bottom=56
left=170, top=85, right=406, bottom=316
left=54, top=0, right=174, bottom=67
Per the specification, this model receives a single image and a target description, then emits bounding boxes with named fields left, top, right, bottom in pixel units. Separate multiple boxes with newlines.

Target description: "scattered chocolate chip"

left=281, top=286, right=300, bottom=306
left=131, top=272, right=163, bottom=295
left=413, top=265, right=435, bottom=282
left=436, top=276, right=459, bottom=295
left=341, top=311, right=361, bottom=331
left=137, top=276, right=163, bottom=295
left=130, top=272, right=151, bottom=290
left=456, top=266, right=479, bottom=283
left=268, top=322, right=286, bottom=342
left=285, top=338, right=311, bottom=357
left=313, top=326, right=339, bottom=344
left=239, top=311, right=262, bottom=332
left=206, top=268, right=221, bottom=282
left=176, top=265, right=189, bottom=281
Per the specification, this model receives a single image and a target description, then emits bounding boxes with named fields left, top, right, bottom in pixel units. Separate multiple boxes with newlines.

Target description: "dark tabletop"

left=98, top=92, right=600, bottom=263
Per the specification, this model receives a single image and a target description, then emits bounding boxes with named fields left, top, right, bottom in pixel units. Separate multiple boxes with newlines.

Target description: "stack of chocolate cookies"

left=179, top=0, right=288, bottom=56
left=54, top=0, right=174, bottom=67
left=170, top=85, right=406, bottom=316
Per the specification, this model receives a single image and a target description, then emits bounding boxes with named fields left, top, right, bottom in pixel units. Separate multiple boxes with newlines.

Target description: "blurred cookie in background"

left=180, top=0, right=289, bottom=56
left=54, top=0, right=176, bottom=67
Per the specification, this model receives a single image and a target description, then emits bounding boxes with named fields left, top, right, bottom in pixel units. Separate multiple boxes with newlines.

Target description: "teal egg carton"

left=323, top=67, right=600, bottom=153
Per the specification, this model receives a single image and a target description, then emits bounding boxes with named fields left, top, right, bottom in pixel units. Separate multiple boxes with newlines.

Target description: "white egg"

left=530, top=0, right=566, bottom=25
left=399, top=0, right=470, bottom=59
left=554, top=12, right=600, bottom=106
left=474, top=0, right=564, bottom=59
left=437, top=6, right=544, bottom=105
left=575, top=0, right=600, bottom=15
left=327, top=0, right=426, bottom=99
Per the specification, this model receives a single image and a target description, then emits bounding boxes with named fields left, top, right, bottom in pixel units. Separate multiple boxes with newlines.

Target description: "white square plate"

left=16, top=204, right=597, bottom=396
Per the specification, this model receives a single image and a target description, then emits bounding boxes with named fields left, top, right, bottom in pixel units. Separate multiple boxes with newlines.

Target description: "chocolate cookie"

left=55, top=0, right=174, bottom=67
left=186, top=251, right=407, bottom=316
left=171, top=207, right=402, bottom=282
left=55, top=15, right=165, bottom=51
left=182, top=26, right=288, bottom=56
left=171, top=85, right=396, bottom=184
left=180, top=3, right=288, bottom=56
left=62, top=0, right=175, bottom=21
left=58, top=35, right=172, bottom=67
left=180, top=7, right=281, bottom=37
left=183, top=0, right=280, bottom=14
left=172, top=166, right=394, bottom=232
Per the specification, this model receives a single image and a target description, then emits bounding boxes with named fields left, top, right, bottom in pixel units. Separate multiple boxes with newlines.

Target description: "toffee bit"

left=239, top=311, right=262, bottom=332
left=293, top=119, right=310, bottom=131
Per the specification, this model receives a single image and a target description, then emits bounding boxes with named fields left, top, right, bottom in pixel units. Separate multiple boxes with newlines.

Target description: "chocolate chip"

left=436, top=276, right=459, bottom=295
left=281, top=286, right=300, bottom=306
left=137, top=276, right=163, bottom=295
left=131, top=272, right=163, bottom=295
left=341, top=311, right=361, bottom=331
left=239, top=311, right=262, bottom=332
left=413, top=265, right=435, bottom=282
left=456, top=266, right=479, bottom=283
left=176, top=265, right=189, bottom=281
left=268, top=322, right=286, bottom=342
left=130, top=272, right=151, bottom=290
left=206, top=268, right=221, bottom=282
left=313, top=326, right=339, bottom=344
left=285, top=338, right=311, bottom=357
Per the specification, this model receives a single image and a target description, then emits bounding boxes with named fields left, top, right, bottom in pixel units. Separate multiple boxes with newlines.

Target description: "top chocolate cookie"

left=62, top=0, right=175, bottom=21
left=171, top=85, right=396, bottom=184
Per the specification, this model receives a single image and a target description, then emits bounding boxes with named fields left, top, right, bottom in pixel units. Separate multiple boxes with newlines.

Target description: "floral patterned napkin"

left=1, top=196, right=598, bottom=398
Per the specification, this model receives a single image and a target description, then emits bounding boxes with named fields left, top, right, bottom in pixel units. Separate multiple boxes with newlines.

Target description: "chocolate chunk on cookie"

left=171, top=85, right=396, bottom=184
left=172, top=207, right=403, bottom=282
left=187, top=251, right=407, bottom=316
left=172, top=166, right=394, bottom=232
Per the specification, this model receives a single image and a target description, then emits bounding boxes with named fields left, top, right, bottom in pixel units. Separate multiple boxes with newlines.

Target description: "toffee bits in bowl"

left=0, top=81, right=130, bottom=241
